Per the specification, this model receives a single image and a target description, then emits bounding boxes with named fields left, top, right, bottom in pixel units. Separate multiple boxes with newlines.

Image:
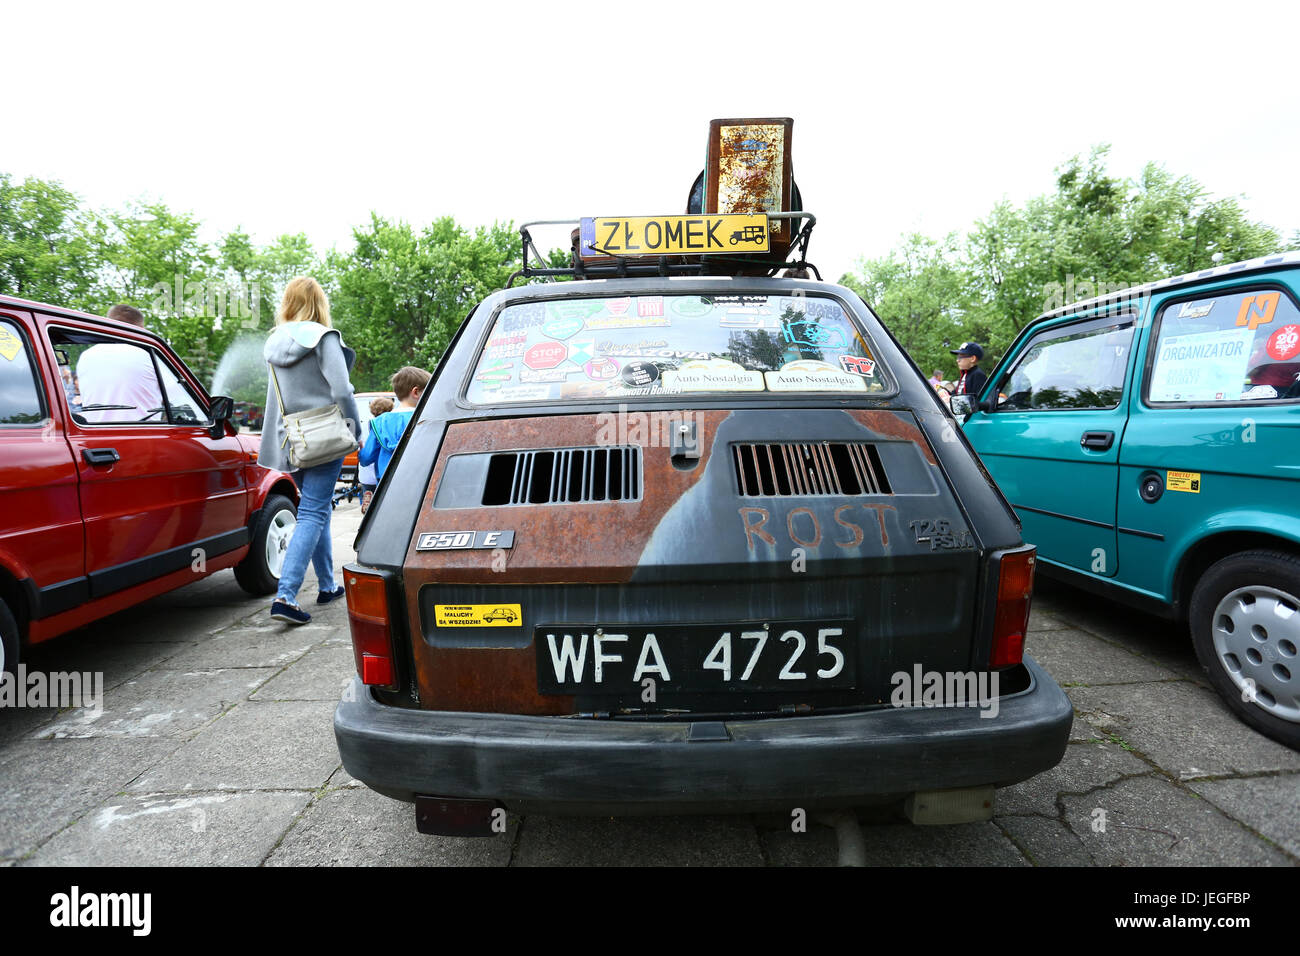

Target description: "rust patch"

left=403, top=410, right=729, bottom=714
left=845, top=409, right=937, bottom=465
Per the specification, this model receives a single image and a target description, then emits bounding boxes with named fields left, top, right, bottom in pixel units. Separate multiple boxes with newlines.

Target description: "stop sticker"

left=1266, top=324, right=1300, bottom=361
left=524, top=341, right=568, bottom=369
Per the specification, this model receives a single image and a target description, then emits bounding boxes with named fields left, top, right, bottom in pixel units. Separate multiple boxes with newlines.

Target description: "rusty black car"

left=333, top=242, right=1073, bottom=835
left=334, top=118, right=1070, bottom=835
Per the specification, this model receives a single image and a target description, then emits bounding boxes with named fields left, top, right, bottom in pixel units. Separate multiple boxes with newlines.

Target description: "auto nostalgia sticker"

left=765, top=360, right=868, bottom=392
left=662, top=358, right=765, bottom=392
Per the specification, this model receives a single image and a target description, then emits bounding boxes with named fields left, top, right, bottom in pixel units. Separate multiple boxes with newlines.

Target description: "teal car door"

left=962, top=313, right=1137, bottom=577
left=1116, top=279, right=1300, bottom=602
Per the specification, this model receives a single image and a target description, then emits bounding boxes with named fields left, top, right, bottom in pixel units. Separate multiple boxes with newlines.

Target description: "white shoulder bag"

left=269, top=364, right=358, bottom=470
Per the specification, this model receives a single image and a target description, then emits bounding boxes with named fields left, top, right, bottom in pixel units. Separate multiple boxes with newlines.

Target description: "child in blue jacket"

left=358, top=365, right=431, bottom=483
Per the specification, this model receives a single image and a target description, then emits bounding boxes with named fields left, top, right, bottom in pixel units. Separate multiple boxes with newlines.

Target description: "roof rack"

left=506, top=212, right=820, bottom=287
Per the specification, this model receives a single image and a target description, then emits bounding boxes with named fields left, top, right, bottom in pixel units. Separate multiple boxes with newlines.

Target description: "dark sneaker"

left=271, top=601, right=311, bottom=624
left=317, top=585, right=346, bottom=605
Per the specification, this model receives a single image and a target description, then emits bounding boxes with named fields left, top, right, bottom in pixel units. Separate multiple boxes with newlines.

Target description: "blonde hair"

left=277, top=276, right=332, bottom=327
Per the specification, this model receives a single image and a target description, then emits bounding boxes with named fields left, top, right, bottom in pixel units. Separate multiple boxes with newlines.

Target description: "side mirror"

left=949, top=394, right=975, bottom=419
left=209, top=395, right=235, bottom=439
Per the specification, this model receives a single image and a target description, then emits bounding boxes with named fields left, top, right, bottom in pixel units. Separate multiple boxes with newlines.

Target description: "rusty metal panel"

left=705, top=117, right=794, bottom=252
left=401, top=411, right=728, bottom=714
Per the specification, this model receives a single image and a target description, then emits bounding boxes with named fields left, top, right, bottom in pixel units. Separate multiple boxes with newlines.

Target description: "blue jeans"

left=275, top=457, right=343, bottom=605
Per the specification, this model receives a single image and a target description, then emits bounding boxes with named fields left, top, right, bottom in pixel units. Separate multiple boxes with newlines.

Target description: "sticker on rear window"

left=765, top=360, right=867, bottom=392
left=1266, top=324, right=1300, bottom=361
left=467, top=293, right=891, bottom=403
left=0, top=327, right=20, bottom=361
left=663, top=358, right=765, bottom=392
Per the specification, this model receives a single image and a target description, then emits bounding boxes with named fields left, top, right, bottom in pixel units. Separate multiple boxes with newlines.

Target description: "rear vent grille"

left=481, top=447, right=642, bottom=506
left=732, top=442, right=892, bottom=497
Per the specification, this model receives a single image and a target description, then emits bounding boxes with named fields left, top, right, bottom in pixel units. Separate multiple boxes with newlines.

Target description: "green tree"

left=851, top=146, right=1290, bottom=372
left=330, top=214, right=520, bottom=390
left=841, top=232, right=972, bottom=377
left=0, top=174, right=106, bottom=310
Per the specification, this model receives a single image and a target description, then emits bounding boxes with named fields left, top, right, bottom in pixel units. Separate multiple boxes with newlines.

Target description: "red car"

left=0, top=295, right=300, bottom=674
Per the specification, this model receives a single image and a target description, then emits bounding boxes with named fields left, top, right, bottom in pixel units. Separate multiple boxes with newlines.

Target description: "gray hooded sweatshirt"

left=259, top=321, right=361, bottom=473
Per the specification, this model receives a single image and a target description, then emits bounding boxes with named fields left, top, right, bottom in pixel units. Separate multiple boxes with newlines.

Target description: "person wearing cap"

left=951, top=342, right=987, bottom=397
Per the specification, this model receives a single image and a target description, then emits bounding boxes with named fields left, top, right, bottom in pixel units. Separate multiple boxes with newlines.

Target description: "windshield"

left=465, top=292, right=890, bottom=404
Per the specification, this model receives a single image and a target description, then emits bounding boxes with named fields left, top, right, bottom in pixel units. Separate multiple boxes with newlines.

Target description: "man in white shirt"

left=75, top=305, right=165, bottom=423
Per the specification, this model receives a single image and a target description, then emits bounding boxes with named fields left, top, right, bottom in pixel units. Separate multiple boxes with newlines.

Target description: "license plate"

left=535, top=621, right=855, bottom=694
left=579, top=214, right=770, bottom=258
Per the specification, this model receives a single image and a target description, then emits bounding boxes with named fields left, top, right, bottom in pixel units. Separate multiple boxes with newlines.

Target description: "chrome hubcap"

left=1211, top=585, right=1300, bottom=723
left=265, top=509, right=297, bottom=579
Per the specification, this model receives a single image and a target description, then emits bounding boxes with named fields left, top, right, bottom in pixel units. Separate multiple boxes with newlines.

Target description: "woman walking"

left=259, top=277, right=360, bottom=624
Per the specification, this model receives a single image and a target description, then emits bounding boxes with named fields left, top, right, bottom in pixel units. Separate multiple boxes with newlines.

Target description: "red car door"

left=0, top=310, right=85, bottom=617
left=45, top=321, right=248, bottom=598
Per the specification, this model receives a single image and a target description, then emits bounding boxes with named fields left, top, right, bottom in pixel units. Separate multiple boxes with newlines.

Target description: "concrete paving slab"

left=0, top=701, right=63, bottom=748
left=35, top=667, right=277, bottom=739
left=266, top=787, right=516, bottom=866
left=1033, top=579, right=1206, bottom=683
left=512, top=815, right=765, bottom=866
left=153, top=625, right=323, bottom=671
left=21, top=630, right=192, bottom=693
left=326, top=764, right=363, bottom=789
left=998, top=740, right=1152, bottom=816
left=1068, top=682, right=1300, bottom=777
left=23, top=790, right=312, bottom=866
left=1061, top=775, right=1292, bottom=866
left=126, top=699, right=339, bottom=792
left=996, top=814, right=1095, bottom=866
left=852, top=820, right=1028, bottom=866
left=0, top=737, right=180, bottom=858
left=1188, top=775, right=1300, bottom=859
left=1027, top=627, right=1179, bottom=686
left=251, top=645, right=354, bottom=702
left=1028, top=606, right=1074, bottom=632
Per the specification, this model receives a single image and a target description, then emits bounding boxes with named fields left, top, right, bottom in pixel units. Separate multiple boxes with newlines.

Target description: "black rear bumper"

left=333, top=657, right=1073, bottom=815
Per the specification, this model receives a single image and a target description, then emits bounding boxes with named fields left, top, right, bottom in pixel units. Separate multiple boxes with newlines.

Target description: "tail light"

left=345, top=567, right=398, bottom=690
left=990, top=547, right=1036, bottom=669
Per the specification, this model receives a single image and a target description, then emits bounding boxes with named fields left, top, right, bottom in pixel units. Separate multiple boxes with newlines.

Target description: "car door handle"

left=82, top=447, right=120, bottom=466
left=1080, top=431, right=1114, bottom=451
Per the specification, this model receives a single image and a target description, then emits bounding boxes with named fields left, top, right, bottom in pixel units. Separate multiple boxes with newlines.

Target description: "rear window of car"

left=1147, top=286, right=1300, bottom=404
left=464, top=292, right=891, bottom=404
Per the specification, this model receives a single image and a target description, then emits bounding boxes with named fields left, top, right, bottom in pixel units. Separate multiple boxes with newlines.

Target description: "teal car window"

left=996, top=317, right=1134, bottom=410
left=465, top=293, right=891, bottom=404
left=1148, top=288, right=1300, bottom=403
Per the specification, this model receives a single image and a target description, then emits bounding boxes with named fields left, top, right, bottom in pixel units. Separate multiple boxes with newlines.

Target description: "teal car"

left=955, top=251, right=1300, bottom=749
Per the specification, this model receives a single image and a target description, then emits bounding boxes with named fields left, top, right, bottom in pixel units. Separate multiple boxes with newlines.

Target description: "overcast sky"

left=6, top=1, right=1298, bottom=282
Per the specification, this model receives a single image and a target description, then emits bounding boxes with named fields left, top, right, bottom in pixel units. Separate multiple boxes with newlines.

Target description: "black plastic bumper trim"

left=334, top=656, right=1073, bottom=814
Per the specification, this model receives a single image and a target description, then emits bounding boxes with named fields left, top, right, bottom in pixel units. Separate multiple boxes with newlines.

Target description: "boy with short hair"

left=359, top=366, right=431, bottom=483
left=359, top=396, right=394, bottom=512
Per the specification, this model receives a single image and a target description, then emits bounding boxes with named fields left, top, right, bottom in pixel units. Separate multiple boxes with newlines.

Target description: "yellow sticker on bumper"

left=434, top=604, right=522, bottom=627
left=1167, top=470, right=1202, bottom=493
